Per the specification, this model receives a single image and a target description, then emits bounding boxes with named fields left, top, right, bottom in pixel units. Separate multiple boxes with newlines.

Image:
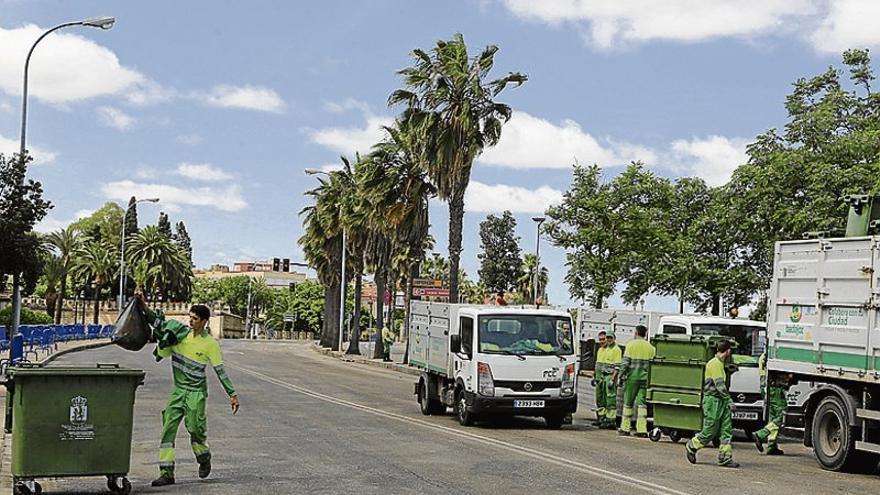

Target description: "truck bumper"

left=466, top=392, right=578, bottom=417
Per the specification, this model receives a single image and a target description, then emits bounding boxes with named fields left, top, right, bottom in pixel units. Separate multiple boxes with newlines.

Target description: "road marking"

left=230, top=364, right=691, bottom=495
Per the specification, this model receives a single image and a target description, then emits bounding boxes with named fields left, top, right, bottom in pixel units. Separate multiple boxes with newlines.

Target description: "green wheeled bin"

left=4, top=363, right=145, bottom=495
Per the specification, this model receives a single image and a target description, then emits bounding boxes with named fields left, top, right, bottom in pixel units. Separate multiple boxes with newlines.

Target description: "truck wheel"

left=455, top=391, right=475, bottom=427
left=418, top=381, right=444, bottom=416
left=812, top=395, right=859, bottom=471
left=545, top=414, right=565, bottom=429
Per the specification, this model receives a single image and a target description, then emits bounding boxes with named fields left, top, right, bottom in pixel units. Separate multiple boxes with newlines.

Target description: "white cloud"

left=35, top=208, right=93, bottom=233
left=0, top=132, right=56, bottom=164
left=479, top=111, right=653, bottom=169
left=175, top=162, right=234, bottom=182
left=465, top=181, right=563, bottom=214
left=324, top=98, right=372, bottom=114
left=0, top=24, right=157, bottom=104
left=100, top=180, right=247, bottom=212
left=319, top=162, right=343, bottom=172
left=501, top=0, right=817, bottom=49
left=96, top=106, right=135, bottom=130
left=201, top=85, right=285, bottom=113
left=810, top=0, right=880, bottom=53
left=177, top=134, right=202, bottom=146
left=0, top=100, right=12, bottom=113
left=666, top=135, right=749, bottom=187
left=309, top=114, right=393, bottom=155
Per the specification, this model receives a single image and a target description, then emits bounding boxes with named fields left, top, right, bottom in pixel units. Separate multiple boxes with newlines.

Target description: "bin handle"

left=96, top=363, right=120, bottom=369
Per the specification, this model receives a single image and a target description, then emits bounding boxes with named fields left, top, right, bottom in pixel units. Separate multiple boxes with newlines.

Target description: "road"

left=42, top=341, right=878, bottom=494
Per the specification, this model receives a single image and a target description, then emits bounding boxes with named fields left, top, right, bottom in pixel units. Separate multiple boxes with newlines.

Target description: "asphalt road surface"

left=41, top=341, right=878, bottom=494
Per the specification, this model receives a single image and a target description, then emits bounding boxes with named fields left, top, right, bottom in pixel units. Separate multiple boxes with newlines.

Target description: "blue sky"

left=2, top=1, right=878, bottom=310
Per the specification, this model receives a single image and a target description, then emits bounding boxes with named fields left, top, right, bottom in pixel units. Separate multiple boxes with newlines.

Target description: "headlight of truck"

left=561, top=363, right=576, bottom=397
left=478, top=362, right=494, bottom=397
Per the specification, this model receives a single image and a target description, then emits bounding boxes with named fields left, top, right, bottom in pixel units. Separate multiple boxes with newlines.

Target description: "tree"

left=125, top=196, right=139, bottom=242
left=517, top=253, right=548, bottom=302
left=389, top=33, right=527, bottom=303
left=40, top=253, right=63, bottom=316
left=70, top=202, right=123, bottom=248
left=175, top=221, right=193, bottom=267
left=0, top=152, right=52, bottom=322
left=727, top=49, right=880, bottom=296
left=477, top=211, right=523, bottom=293
left=72, top=241, right=118, bottom=324
left=128, top=225, right=193, bottom=301
left=46, top=226, right=83, bottom=323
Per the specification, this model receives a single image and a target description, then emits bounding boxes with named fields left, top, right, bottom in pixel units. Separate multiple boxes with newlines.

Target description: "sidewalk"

left=0, top=338, right=113, bottom=492
left=312, top=343, right=421, bottom=377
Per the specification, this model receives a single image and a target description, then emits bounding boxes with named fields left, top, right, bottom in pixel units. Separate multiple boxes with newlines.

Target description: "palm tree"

left=72, top=241, right=118, bottom=324
left=389, top=33, right=527, bottom=303
left=517, top=253, right=549, bottom=303
left=128, top=225, right=193, bottom=301
left=40, top=253, right=64, bottom=316
left=46, top=226, right=82, bottom=323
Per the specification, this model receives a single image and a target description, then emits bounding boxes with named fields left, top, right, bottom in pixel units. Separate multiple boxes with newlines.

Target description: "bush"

left=0, top=305, right=54, bottom=328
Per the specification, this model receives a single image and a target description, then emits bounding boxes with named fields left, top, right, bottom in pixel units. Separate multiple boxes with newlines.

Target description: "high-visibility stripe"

left=173, top=352, right=207, bottom=370
left=172, top=361, right=206, bottom=378
left=159, top=442, right=174, bottom=449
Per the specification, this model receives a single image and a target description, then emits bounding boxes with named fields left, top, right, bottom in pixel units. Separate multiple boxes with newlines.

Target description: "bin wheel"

left=13, top=481, right=40, bottom=495
left=107, top=476, right=132, bottom=495
left=648, top=428, right=662, bottom=442
left=669, top=430, right=682, bottom=443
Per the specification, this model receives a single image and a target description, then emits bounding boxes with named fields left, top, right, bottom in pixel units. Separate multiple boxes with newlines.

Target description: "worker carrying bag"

left=111, top=298, right=153, bottom=351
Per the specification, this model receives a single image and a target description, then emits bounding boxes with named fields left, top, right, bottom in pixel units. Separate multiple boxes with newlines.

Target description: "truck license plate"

left=732, top=411, right=759, bottom=420
left=513, top=400, right=545, bottom=408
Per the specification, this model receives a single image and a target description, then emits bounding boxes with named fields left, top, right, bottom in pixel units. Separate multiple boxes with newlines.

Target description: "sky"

left=2, top=0, right=879, bottom=311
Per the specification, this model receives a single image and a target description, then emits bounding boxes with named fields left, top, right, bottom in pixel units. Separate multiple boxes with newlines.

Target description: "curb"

left=0, top=339, right=113, bottom=492
left=311, top=343, right=422, bottom=377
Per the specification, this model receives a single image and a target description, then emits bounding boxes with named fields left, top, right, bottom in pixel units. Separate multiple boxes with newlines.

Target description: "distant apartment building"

left=195, top=261, right=313, bottom=289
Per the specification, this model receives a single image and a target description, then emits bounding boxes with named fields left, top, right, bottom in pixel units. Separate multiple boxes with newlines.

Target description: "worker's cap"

left=605, top=330, right=615, bottom=338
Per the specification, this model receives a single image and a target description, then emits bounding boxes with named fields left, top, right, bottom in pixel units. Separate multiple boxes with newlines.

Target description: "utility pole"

left=245, top=276, right=254, bottom=339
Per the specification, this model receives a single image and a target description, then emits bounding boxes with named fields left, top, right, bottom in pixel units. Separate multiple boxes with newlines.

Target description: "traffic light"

left=283, top=258, right=290, bottom=272
left=272, top=258, right=280, bottom=271
left=289, top=282, right=296, bottom=292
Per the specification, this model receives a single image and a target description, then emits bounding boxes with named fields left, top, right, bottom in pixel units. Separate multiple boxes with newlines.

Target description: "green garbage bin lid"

left=8, top=363, right=145, bottom=379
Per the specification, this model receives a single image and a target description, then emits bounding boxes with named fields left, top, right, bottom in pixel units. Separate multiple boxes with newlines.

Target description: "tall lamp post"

left=118, top=198, right=159, bottom=312
left=532, top=216, right=545, bottom=305
left=305, top=168, right=346, bottom=352
left=11, top=16, right=115, bottom=337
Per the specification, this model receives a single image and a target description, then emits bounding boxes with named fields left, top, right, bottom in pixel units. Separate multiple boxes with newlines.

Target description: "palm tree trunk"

left=320, top=284, right=338, bottom=348
left=92, top=283, right=102, bottom=324
left=346, top=272, right=362, bottom=355
left=372, top=269, right=386, bottom=359
left=447, top=188, right=466, bottom=303
left=55, top=271, right=67, bottom=324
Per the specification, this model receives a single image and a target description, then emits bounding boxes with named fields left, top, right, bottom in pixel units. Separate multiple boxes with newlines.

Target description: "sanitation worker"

left=614, top=325, right=655, bottom=437
left=592, top=331, right=608, bottom=426
left=754, top=352, right=791, bottom=455
left=382, top=325, right=395, bottom=362
left=595, top=330, right=622, bottom=429
left=686, top=339, right=738, bottom=468
left=138, top=296, right=240, bottom=487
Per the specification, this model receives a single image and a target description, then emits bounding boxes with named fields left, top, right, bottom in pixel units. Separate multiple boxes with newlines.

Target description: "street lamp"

left=532, top=217, right=546, bottom=306
left=118, top=198, right=159, bottom=312
left=305, top=168, right=346, bottom=352
left=11, top=16, right=116, bottom=337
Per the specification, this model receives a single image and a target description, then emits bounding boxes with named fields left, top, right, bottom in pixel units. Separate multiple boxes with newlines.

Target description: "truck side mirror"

left=450, top=334, right=461, bottom=354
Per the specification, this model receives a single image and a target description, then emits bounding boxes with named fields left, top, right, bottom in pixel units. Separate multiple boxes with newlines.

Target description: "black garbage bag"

left=112, top=299, right=153, bottom=351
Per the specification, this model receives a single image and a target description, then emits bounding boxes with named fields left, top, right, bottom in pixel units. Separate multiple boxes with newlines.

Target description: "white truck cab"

left=410, top=302, right=578, bottom=428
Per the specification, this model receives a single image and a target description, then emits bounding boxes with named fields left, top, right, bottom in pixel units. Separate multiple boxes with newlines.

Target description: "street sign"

left=412, top=278, right=443, bottom=288
left=413, top=287, right=449, bottom=297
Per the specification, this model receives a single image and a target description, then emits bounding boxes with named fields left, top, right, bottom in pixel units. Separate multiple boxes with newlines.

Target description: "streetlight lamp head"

left=82, top=16, right=115, bottom=30
left=304, top=168, right=327, bottom=176
left=532, top=216, right=546, bottom=223
left=144, top=198, right=160, bottom=203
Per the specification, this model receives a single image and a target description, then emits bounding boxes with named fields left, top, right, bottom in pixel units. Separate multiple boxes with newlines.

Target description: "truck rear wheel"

left=812, top=395, right=859, bottom=471
left=418, top=380, right=445, bottom=416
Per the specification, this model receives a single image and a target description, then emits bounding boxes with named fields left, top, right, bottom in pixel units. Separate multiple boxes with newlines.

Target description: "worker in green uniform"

left=754, top=352, right=791, bottom=455
left=686, top=339, right=738, bottom=468
left=382, top=325, right=395, bottom=362
left=614, top=325, right=655, bottom=437
left=593, top=332, right=608, bottom=426
left=140, top=297, right=241, bottom=487
left=595, top=331, right=622, bottom=429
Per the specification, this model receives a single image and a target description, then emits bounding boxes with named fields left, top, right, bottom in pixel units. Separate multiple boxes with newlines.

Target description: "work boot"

left=766, top=447, right=784, bottom=456
left=199, top=459, right=212, bottom=478
left=618, top=429, right=630, bottom=437
left=151, top=476, right=175, bottom=487
left=753, top=433, right=764, bottom=453
left=685, top=444, right=697, bottom=465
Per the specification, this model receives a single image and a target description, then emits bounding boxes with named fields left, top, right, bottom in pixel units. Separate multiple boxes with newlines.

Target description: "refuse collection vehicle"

left=409, top=302, right=578, bottom=428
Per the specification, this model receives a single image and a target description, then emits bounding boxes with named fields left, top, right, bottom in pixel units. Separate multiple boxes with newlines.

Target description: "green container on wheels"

left=4, top=364, right=145, bottom=495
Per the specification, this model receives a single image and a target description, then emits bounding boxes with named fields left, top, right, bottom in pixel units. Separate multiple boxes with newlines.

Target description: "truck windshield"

left=692, top=324, right=766, bottom=363
left=478, top=315, right=574, bottom=356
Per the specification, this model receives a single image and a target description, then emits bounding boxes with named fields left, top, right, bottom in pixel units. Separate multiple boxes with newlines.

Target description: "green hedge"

left=0, top=306, right=54, bottom=329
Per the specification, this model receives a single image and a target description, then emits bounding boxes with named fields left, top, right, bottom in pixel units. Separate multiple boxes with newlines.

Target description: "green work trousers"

left=159, top=387, right=210, bottom=477
left=595, top=373, right=617, bottom=425
left=688, top=394, right=734, bottom=465
left=620, top=371, right=648, bottom=434
left=755, top=385, right=786, bottom=451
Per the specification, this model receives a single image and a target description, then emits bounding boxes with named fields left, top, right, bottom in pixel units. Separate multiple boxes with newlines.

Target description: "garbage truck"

left=409, top=301, right=578, bottom=428
left=765, top=194, right=880, bottom=471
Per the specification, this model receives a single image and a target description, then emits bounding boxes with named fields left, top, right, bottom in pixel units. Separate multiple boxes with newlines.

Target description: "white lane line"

left=230, top=364, right=691, bottom=495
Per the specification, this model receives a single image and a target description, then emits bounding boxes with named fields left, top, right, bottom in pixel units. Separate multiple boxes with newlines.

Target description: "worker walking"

left=615, top=325, right=655, bottom=438
left=382, top=325, right=395, bottom=362
left=139, top=297, right=241, bottom=487
left=754, top=352, right=790, bottom=455
left=595, top=331, right=622, bottom=429
left=686, top=340, right=738, bottom=468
